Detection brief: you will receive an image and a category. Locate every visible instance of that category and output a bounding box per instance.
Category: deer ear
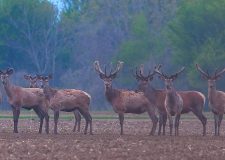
[7,68,14,75]
[24,74,30,80]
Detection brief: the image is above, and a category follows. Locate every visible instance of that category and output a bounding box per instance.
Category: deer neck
[208,86,216,105]
[141,84,157,104]
[3,80,15,98]
[105,86,119,104]
[166,88,177,104]
[43,85,57,101]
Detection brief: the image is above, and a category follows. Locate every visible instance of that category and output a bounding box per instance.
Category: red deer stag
[25,75,82,133]
[38,75,92,135]
[94,61,158,135]
[135,65,207,136]
[154,66,184,136]
[134,64,167,135]
[196,64,225,136]
[0,68,49,133]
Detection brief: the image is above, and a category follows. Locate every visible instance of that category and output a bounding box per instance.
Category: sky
[49,0,64,12]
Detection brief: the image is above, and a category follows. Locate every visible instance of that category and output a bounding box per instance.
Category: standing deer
[0,68,49,133]
[134,65,167,135]
[94,61,158,135]
[25,75,82,133]
[135,65,207,136]
[154,66,184,136]
[38,75,92,135]
[196,64,225,136]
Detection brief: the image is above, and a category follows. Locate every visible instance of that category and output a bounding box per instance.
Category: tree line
[0,0,225,110]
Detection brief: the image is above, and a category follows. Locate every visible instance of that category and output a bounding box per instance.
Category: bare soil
[0,115,225,160]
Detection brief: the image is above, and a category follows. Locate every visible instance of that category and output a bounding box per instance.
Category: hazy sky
[49,0,63,11]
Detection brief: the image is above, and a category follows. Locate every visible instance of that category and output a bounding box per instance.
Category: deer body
[26,75,82,133]
[135,65,206,136]
[208,88,225,114]
[165,88,183,136]
[40,76,92,135]
[154,66,185,136]
[0,69,49,134]
[94,61,158,135]
[196,64,225,136]
[106,88,153,114]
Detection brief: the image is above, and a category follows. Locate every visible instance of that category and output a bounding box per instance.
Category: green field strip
[0,113,216,120]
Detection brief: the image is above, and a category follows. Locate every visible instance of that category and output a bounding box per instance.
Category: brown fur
[136,65,207,136]
[0,69,49,134]
[94,61,158,135]
[40,77,92,135]
[196,64,225,136]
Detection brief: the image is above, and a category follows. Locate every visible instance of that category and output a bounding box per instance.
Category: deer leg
[162,114,167,136]
[118,113,124,135]
[87,112,93,135]
[73,110,81,132]
[33,108,44,134]
[167,113,173,136]
[78,108,92,135]
[44,112,49,134]
[12,106,20,133]
[54,111,59,134]
[192,109,207,136]
[158,114,163,136]
[175,114,181,136]
[147,110,158,136]
[218,114,223,136]
[214,113,219,136]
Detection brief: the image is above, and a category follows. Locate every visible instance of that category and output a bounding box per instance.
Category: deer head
[134,64,161,90]
[196,64,225,89]
[37,74,52,88]
[0,68,14,86]
[154,65,185,91]
[94,61,123,89]
[24,74,38,88]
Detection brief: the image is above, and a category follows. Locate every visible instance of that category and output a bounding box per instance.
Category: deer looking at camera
[38,75,92,135]
[24,75,39,88]
[135,65,207,136]
[154,66,184,136]
[196,64,225,136]
[134,64,167,135]
[0,68,49,134]
[94,61,158,135]
[25,75,82,133]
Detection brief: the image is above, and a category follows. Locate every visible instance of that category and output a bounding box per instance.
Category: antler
[139,64,155,80]
[154,64,166,78]
[133,67,142,79]
[94,61,106,78]
[6,68,14,75]
[170,67,185,80]
[109,61,123,78]
[214,67,225,79]
[195,64,209,79]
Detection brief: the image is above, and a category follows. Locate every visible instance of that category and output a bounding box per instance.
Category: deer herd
[0,61,224,137]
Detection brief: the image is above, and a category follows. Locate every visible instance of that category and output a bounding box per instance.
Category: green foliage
[166,0,225,89]
[116,13,163,66]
